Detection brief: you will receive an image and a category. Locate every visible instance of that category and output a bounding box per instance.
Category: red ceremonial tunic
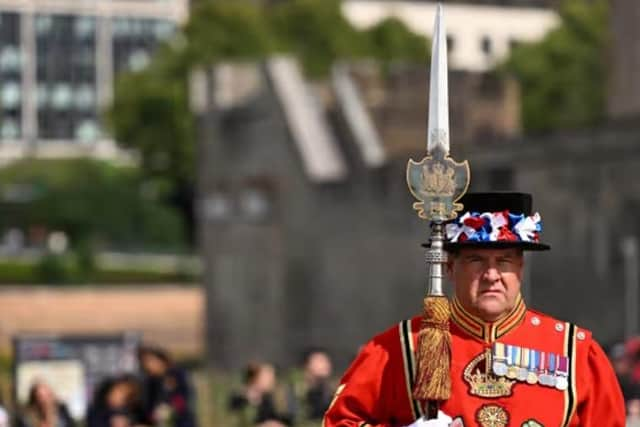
[323,296,625,427]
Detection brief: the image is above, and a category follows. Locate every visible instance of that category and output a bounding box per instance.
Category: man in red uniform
[323,192,625,427]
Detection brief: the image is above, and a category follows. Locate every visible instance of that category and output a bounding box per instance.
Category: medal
[492,343,508,377]
[555,355,569,391]
[517,348,529,381]
[546,353,557,387]
[506,345,518,379]
[538,351,549,385]
[526,349,539,384]
[539,352,556,387]
[555,376,568,390]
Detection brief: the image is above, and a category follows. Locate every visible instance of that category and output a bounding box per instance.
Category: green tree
[0,159,186,251]
[109,1,274,242]
[108,0,428,241]
[269,0,368,77]
[502,0,608,132]
[365,17,429,68]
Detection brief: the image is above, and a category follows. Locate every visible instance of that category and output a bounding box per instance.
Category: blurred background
[0,0,639,425]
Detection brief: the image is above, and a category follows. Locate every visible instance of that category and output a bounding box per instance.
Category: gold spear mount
[406,136,470,223]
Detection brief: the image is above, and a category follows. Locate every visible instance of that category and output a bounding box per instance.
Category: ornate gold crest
[464,349,515,398]
[421,162,456,197]
[406,154,470,221]
[476,404,509,427]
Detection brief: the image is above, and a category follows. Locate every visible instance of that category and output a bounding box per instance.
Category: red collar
[450,294,526,343]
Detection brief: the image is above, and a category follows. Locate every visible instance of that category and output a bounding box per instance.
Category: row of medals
[491,342,569,391]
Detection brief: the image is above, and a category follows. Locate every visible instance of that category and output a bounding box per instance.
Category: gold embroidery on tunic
[476,404,509,427]
[464,349,515,398]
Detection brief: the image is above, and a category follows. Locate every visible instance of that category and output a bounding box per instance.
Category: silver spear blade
[427,4,449,155]
[406,4,469,222]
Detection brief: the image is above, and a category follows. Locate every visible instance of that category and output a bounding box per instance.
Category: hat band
[446,210,542,244]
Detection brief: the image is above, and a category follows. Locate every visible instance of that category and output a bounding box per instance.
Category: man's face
[447,247,524,322]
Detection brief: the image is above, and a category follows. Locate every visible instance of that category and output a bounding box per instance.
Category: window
[239,188,271,222]
[154,21,175,41]
[202,192,232,222]
[35,15,53,35]
[51,83,72,110]
[0,46,20,72]
[0,119,19,139]
[128,50,150,71]
[75,119,99,142]
[37,84,48,109]
[74,16,95,39]
[74,84,95,110]
[481,36,493,56]
[1,81,21,109]
[446,35,455,53]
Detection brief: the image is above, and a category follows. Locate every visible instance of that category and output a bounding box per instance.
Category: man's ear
[445,255,455,281]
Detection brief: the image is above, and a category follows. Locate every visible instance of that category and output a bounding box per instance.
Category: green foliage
[184,1,274,66]
[0,158,186,251]
[269,0,368,77]
[36,254,74,284]
[364,17,429,67]
[110,72,194,184]
[502,0,608,132]
[0,257,198,284]
[108,0,428,222]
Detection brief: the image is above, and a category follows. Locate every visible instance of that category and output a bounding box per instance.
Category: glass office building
[0,0,186,159]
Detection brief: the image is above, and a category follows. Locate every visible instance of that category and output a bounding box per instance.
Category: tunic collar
[450,294,526,343]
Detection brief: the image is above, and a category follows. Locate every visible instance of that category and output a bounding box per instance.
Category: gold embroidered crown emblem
[421,162,456,197]
[464,350,515,398]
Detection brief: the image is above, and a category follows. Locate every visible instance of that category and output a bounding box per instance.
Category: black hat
[423,192,550,251]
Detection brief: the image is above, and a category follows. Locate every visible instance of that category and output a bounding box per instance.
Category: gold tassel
[412,295,451,403]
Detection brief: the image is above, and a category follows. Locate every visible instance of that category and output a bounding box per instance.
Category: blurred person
[625,337,640,385]
[0,390,9,427]
[87,375,146,427]
[228,362,292,427]
[17,380,75,427]
[137,346,196,427]
[323,193,625,426]
[629,397,640,427]
[611,342,638,400]
[289,348,335,424]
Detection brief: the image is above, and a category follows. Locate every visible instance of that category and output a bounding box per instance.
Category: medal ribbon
[493,342,505,360]
[529,349,539,371]
[557,355,569,377]
[520,348,530,369]
[548,353,556,375]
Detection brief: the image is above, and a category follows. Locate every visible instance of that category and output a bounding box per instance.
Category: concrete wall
[608,0,640,120]
[466,125,640,345]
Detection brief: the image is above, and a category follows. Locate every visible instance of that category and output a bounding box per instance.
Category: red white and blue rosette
[443,210,549,251]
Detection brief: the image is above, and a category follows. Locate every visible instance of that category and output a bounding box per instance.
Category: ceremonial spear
[406,4,471,419]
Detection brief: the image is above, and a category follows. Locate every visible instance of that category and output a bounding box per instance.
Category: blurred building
[193,59,521,369]
[0,0,187,163]
[608,0,640,121]
[342,0,559,71]
[196,0,640,371]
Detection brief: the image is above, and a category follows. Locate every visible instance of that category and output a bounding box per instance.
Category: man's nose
[483,267,501,282]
